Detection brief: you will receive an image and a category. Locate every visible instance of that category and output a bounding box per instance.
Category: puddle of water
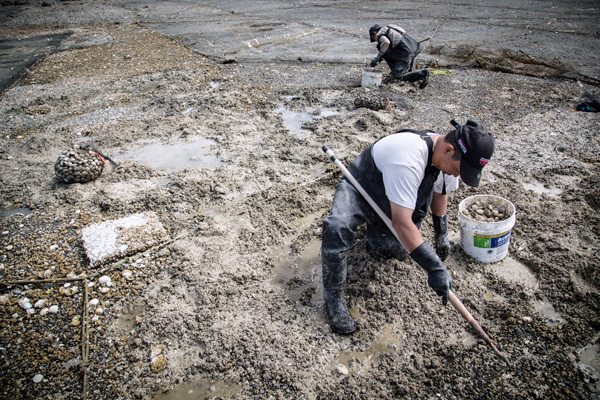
[523,182,562,197]
[486,256,538,294]
[112,137,225,172]
[578,344,600,379]
[271,239,321,302]
[448,331,479,348]
[531,299,567,327]
[273,107,339,137]
[338,322,405,369]
[153,378,240,400]
[0,208,31,218]
[484,291,507,302]
[293,208,328,226]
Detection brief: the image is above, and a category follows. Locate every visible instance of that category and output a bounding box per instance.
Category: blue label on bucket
[473,230,511,249]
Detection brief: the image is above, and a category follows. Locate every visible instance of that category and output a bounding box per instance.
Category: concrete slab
[81,212,169,267]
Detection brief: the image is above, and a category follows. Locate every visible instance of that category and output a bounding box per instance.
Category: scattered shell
[336,364,349,375]
[95,307,103,314]
[150,355,166,373]
[32,374,43,383]
[34,299,46,308]
[39,308,49,316]
[11,313,18,318]
[20,298,32,310]
[48,305,59,313]
[26,308,35,315]
[88,299,100,306]
[99,276,111,284]
[99,287,110,293]
[122,270,133,279]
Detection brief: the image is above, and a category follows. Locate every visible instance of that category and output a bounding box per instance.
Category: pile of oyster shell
[462,199,511,223]
[54,146,104,183]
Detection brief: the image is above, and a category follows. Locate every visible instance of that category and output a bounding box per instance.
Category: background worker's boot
[401,70,429,89]
[322,253,356,334]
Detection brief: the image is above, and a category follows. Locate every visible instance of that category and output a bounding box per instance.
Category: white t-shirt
[372,131,460,210]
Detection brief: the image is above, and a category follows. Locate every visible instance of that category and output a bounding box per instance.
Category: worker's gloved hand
[410,242,452,305]
[432,214,450,261]
[370,58,379,67]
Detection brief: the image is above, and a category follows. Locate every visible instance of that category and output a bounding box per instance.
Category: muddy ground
[1,2,600,400]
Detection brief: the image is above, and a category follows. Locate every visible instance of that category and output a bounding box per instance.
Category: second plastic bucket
[361,69,383,87]
[458,195,516,263]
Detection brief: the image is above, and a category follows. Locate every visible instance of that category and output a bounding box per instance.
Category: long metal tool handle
[322,145,509,363]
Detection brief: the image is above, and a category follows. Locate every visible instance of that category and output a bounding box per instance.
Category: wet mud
[0,2,599,400]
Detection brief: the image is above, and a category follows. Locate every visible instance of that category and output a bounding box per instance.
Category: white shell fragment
[48,305,59,313]
[99,276,111,284]
[34,299,46,308]
[336,364,349,375]
[88,299,100,306]
[33,374,43,383]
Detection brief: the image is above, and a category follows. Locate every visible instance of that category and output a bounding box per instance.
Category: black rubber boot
[401,70,429,89]
[419,70,429,89]
[322,252,356,335]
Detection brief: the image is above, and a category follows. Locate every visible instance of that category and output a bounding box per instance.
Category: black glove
[432,214,450,261]
[410,242,452,305]
[370,58,379,67]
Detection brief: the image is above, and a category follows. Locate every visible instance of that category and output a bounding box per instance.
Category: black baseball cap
[369,24,381,42]
[451,119,494,187]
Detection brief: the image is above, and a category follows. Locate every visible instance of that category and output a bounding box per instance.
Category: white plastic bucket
[361,69,383,87]
[458,195,516,263]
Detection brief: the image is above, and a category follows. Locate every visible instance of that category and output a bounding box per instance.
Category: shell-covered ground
[1,6,599,400]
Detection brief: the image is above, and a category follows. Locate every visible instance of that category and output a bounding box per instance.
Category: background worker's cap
[369,24,381,42]
[451,119,495,187]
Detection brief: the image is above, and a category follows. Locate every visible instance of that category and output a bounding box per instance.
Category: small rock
[33,374,43,383]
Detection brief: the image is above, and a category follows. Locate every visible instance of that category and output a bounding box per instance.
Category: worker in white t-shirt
[321,120,495,334]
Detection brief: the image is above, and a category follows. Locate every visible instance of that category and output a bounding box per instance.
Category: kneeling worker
[369,24,430,89]
[321,120,495,334]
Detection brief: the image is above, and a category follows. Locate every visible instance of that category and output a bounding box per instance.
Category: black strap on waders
[398,129,445,194]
